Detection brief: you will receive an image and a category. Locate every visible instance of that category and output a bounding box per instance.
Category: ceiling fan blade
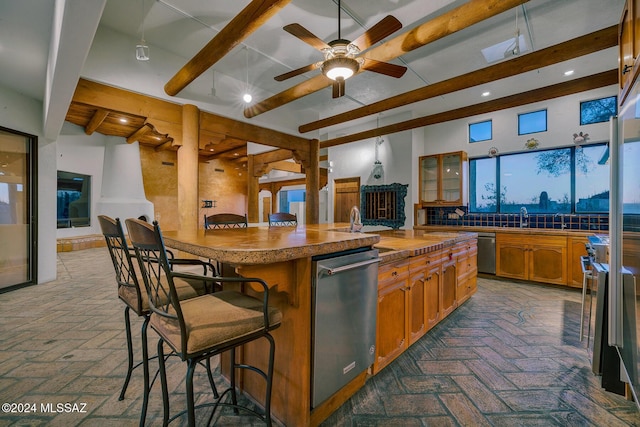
[332,77,346,98]
[351,15,402,51]
[274,63,319,81]
[362,59,407,78]
[283,23,331,51]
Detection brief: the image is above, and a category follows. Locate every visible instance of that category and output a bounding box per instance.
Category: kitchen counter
[163,225,380,265]
[162,225,475,426]
[415,225,596,238]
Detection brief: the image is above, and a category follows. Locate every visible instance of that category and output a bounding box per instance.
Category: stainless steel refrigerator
[608,88,640,408]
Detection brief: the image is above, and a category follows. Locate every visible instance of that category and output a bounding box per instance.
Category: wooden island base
[164,226,477,426]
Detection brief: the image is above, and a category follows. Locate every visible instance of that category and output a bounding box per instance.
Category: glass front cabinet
[419,151,468,206]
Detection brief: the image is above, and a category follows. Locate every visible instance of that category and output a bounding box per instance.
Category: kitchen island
[162,226,477,426]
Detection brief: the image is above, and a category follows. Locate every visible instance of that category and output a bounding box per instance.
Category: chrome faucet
[519,207,528,228]
[349,206,363,232]
[554,212,566,229]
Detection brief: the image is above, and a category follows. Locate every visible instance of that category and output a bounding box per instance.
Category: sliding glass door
[0,126,36,291]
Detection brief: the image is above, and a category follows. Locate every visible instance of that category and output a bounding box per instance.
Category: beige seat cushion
[150,291,282,356]
[118,266,208,315]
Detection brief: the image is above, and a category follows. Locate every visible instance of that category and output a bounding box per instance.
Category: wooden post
[179,104,199,231]
[305,139,320,224]
[247,154,260,223]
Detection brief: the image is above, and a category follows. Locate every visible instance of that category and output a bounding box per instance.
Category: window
[469,157,497,212]
[501,148,570,213]
[518,109,547,135]
[469,120,492,142]
[575,145,610,212]
[580,96,617,125]
[469,143,611,214]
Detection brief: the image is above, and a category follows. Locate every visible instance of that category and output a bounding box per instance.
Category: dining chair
[268,212,297,227]
[204,213,248,229]
[98,215,215,427]
[125,218,282,427]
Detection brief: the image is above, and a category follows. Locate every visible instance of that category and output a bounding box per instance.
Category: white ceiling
[0,0,626,139]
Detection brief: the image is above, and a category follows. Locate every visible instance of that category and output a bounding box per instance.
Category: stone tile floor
[0,247,639,426]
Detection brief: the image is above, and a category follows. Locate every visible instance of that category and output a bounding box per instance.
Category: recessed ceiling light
[564,70,575,76]
[242,93,252,103]
[482,91,491,97]
[119,118,128,123]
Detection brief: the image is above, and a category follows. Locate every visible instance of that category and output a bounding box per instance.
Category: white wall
[0,84,56,283]
[56,122,107,237]
[327,111,414,227]
[423,85,617,158]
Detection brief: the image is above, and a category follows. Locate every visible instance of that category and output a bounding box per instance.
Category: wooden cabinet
[374,259,409,374]
[408,251,443,342]
[441,258,457,317]
[619,0,640,104]
[567,236,588,288]
[418,151,468,206]
[496,233,567,285]
[456,240,478,304]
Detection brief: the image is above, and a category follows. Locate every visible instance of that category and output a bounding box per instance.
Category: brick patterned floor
[0,247,639,426]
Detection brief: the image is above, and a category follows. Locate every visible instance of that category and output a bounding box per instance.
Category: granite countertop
[163,224,478,266]
[163,226,380,265]
[415,225,596,237]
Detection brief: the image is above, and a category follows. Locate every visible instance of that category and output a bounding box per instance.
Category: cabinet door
[568,236,588,288]
[441,153,462,203]
[408,271,427,345]
[375,279,408,373]
[496,241,528,280]
[419,155,439,203]
[425,266,441,330]
[529,244,567,285]
[441,260,457,317]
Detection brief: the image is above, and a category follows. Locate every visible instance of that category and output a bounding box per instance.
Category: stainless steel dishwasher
[477,232,496,274]
[311,248,380,408]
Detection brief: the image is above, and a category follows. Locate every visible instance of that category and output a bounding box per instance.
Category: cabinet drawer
[409,251,442,272]
[378,259,409,289]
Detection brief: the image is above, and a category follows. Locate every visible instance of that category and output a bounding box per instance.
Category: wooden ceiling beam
[267,160,302,174]
[85,108,109,135]
[164,0,291,96]
[321,69,618,148]
[199,111,311,153]
[155,139,176,152]
[243,0,529,118]
[301,25,618,133]
[126,123,153,143]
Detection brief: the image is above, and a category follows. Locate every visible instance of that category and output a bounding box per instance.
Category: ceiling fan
[274,0,407,98]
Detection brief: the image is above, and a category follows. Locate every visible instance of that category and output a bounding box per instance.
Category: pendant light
[136,0,150,61]
[371,115,385,181]
[242,47,252,103]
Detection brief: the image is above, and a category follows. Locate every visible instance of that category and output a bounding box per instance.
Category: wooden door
[262,196,271,223]
[334,177,360,223]
[529,244,567,285]
[375,278,408,373]
[568,236,588,288]
[441,259,457,317]
[408,271,427,344]
[425,266,441,330]
[496,242,528,280]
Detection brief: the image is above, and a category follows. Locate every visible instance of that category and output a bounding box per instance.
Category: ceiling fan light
[322,57,359,81]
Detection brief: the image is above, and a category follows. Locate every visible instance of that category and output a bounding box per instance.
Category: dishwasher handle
[321,258,381,276]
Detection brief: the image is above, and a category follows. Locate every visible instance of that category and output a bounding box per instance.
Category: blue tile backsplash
[422,206,640,232]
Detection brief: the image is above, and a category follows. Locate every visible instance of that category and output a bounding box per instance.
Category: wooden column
[178,104,199,231]
[305,139,320,224]
[247,154,260,223]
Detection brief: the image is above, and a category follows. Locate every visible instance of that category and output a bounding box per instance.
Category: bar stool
[580,255,593,341]
[126,218,282,426]
[98,215,215,427]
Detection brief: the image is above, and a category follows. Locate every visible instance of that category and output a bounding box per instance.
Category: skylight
[481,35,529,63]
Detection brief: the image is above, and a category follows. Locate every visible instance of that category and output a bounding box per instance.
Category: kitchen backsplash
[424,206,640,232]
